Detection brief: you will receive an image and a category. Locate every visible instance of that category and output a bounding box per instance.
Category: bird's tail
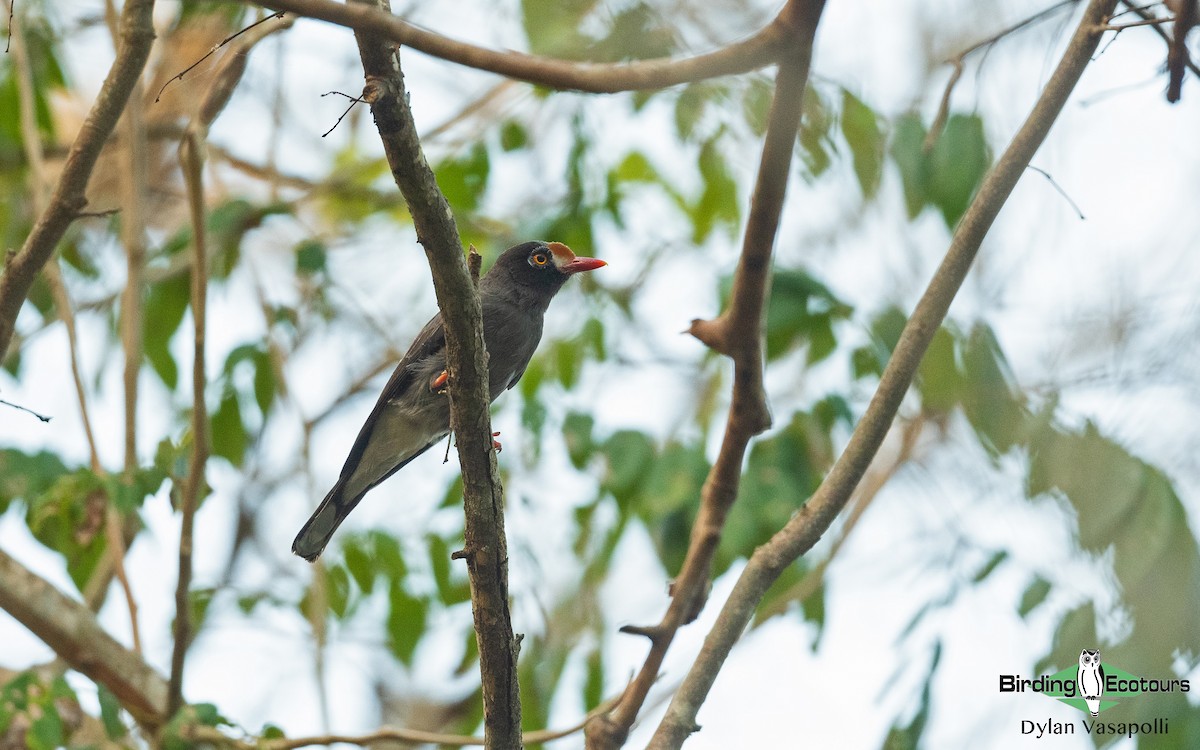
[292,477,362,562]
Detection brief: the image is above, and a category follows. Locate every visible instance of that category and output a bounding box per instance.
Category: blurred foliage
[0,2,1195,749]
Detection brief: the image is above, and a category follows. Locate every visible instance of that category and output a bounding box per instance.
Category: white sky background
[1,0,1199,748]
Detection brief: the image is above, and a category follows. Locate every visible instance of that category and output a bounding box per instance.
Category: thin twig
[1026,165,1086,219]
[1098,15,1173,29]
[4,0,14,54]
[320,91,364,137]
[1121,0,1200,79]
[925,0,1076,151]
[155,11,285,102]
[0,397,50,422]
[168,125,211,717]
[647,3,1119,746]
[587,2,826,748]
[251,0,794,93]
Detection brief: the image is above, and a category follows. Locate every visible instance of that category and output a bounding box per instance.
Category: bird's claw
[492,431,502,452]
[430,370,448,393]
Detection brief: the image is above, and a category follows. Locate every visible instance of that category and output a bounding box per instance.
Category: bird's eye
[530,253,549,267]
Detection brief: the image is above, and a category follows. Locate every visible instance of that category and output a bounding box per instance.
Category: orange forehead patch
[547,242,575,264]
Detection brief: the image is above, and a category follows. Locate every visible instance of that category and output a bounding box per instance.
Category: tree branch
[647,2,1119,746]
[0,548,168,726]
[0,0,156,359]
[247,0,794,93]
[167,126,211,718]
[585,2,826,748]
[347,0,520,745]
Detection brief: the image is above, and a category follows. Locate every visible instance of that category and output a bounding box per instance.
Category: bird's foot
[492,431,502,452]
[430,370,448,393]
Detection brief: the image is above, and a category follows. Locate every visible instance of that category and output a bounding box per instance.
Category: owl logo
[1077,649,1105,717]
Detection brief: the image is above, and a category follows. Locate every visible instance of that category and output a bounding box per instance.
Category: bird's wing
[335,312,447,481]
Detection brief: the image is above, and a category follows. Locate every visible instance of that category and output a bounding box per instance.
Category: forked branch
[648,1,1119,746]
[586,1,827,747]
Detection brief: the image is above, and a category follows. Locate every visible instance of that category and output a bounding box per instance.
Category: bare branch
[0,548,169,726]
[155,11,287,103]
[247,0,793,93]
[0,396,51,422]
[1168,0,1196,101]
[647,2,1119,746]
[347,0,520,745]
[168,126,211,717]
[586,3,827,748]
[0,0,156,359]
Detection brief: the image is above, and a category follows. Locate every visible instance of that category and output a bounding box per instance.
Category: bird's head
[485,241,606,301]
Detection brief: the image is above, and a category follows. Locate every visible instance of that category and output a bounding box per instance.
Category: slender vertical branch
[586,3,826,748]
[167,127,210,717]
[348,0,520,745]
[0,0,156,359]
[647,2,1118,746]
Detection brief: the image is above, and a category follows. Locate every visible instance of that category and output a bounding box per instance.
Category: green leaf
[435,143,490,213]
[615,151,661,184]
[889,112,928,218]
[0,449,70,514]
[970,550,1007,583]
[563,412,595,469]
[797,86,833,179]
[916,326,963,413]
[742,77,773,136]
[500,121,529,151]
[343,537,376,594]
[1018,577,1051,617]
[144,273,191,390]
[210,390,248,467]
[674,83,719,141]
[27,707,63,750]
[386,581,427,666]
[692,137,739,243]
[295,239,326,275]
[926,114,990,228]
[961,323,1027,456]
[521,0,595,58]
[252,347,276,416]
[763,269,852,362]
[600,431,655,508]
[839,89,884,198]
[326,564,350,619]
[584,647,604,707]
[429,535,471,605]
[98,685,126,740]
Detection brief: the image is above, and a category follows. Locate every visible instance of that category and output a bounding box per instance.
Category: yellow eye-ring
[531,253,549,266]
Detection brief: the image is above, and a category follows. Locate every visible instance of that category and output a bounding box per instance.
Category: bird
[292,241,606,561]
[1076,648,1105,717]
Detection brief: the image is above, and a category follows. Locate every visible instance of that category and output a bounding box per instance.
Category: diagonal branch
[0,0,157,359]
[247,0,794,93]
[0,548,169,726]
[647,1,1119,746]
[347,0,520,746]
[585,2,826,748]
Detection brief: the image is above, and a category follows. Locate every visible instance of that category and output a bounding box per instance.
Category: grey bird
[292,241,606,561]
